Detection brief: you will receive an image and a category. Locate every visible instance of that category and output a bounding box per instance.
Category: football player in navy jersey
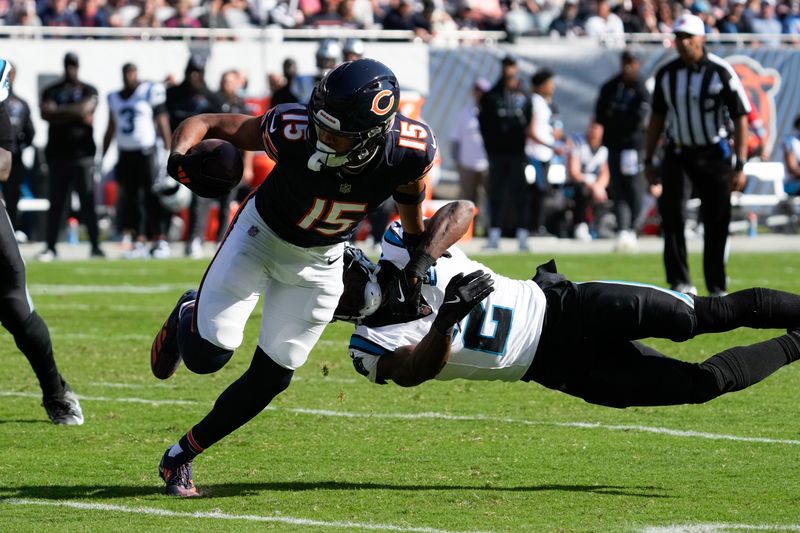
[337,201,800,411]
[151,59,438,496]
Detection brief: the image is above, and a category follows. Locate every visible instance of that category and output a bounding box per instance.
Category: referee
[644,13,749,297]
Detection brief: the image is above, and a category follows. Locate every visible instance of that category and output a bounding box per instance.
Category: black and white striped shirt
[652,52,750,148]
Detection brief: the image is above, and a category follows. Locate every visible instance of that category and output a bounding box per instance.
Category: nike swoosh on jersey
[396,284,405,303]
[327,255,342,265]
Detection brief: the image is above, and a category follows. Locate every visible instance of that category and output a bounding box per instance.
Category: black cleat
[43,381,84,426]
[158,448,200,497]
[151,290,197,379]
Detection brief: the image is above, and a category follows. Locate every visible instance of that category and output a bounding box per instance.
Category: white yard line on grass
[54,333,152,341]
[273,407,800,446]
[0,391,197,406]
[37,303,165,312]
[0,498,491,533]
[2,389,798,445]
[643,523,800,532]
[29,284,189,295]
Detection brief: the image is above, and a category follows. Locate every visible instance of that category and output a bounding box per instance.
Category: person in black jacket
[39,52,103,261]
[595,49,650,250]
[478,55,532,250]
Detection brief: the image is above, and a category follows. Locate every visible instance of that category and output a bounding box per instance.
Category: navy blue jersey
[255,103,436,248]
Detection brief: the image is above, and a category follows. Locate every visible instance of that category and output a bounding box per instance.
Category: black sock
[13,312,64,398]
[700,331,800,396]
[191,347,293,450]
[694,288,800,334]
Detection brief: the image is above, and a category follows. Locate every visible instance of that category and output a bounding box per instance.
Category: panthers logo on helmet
[727,55,781,157]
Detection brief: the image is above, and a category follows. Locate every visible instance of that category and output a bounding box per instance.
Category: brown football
[187,139,244,196]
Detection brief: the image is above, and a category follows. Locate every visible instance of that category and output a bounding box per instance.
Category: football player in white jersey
[102,63,172,258]
[339,201,800,409]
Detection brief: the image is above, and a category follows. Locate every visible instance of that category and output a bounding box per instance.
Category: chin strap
[308,140,350,171]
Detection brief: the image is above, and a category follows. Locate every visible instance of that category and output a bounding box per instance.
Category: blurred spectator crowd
[1,0,798,40]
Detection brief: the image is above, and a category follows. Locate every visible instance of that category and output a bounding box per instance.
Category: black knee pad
[178,311,234,374]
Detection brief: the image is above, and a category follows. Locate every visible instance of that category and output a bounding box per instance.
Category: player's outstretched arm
[170,113,263,155]
[378,270,494,387]
[384,200,475,322]
[416,199,475,261]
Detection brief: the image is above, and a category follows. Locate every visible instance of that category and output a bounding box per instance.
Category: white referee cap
[672,13,706,36]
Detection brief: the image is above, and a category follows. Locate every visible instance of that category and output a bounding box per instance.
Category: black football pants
[0,201,63,398]
[524,280,800,408]
[45,156,100,251]
[607,148,644,232]
[116,148,166,240]
[659,146,733,293]
[488,154,530,230]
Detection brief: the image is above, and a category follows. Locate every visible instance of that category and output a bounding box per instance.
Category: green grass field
[1,252,799,532]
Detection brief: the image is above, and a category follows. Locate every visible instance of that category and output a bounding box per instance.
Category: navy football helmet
[307,58,400,172]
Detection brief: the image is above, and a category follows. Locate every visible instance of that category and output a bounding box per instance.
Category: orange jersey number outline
[397,121,428,152]
[297,198,368,236]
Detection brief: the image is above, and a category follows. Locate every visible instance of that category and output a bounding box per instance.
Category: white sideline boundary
[0,498,490,533]
[2,389,799,446]
[643,523,800,532]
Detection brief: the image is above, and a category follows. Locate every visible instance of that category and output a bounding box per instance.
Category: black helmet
[307,58,400,172]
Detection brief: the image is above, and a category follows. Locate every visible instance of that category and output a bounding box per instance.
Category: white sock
[167,443,184,457]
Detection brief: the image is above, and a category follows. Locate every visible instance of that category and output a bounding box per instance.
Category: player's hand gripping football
[433,270,495,335]
[167,140,242,198]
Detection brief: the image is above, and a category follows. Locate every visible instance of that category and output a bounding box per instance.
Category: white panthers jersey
[349,222,547,384]
[108,81,166,151]
[785,133,800,179]
[570,134,608,185]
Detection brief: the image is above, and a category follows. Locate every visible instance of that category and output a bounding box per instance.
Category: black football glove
[384,247,440,321]
[384,269,431,322]
[167,151,233,198]
[433,270,495,335]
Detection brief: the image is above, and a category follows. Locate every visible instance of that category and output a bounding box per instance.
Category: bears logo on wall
[726,55,781,158]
